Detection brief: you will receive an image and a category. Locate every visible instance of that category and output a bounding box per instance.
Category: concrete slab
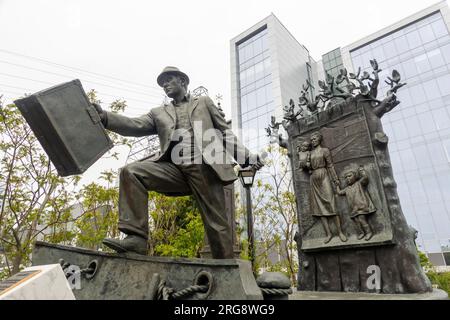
[0,264,75,300]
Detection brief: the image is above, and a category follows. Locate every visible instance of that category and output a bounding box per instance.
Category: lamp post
[238,167,256,275]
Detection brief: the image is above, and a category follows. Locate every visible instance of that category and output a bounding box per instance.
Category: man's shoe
[102,235,148,255]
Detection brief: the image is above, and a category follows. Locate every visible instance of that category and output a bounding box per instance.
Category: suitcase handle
[86,105,101,124]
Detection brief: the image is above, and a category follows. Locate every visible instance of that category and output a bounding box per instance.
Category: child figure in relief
[336,165,376,241]
[296,141,311,172]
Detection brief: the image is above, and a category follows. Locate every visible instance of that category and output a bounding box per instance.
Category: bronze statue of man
[93,66,263,259]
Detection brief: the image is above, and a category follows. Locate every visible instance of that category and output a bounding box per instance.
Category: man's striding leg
[103,160,191,254]
[181,164,234,259]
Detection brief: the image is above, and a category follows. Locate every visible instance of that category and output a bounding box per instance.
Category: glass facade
[323,48,344,77]
[350,12,450,255]
[237,27,274,153]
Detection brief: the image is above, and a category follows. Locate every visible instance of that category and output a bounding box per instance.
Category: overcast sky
[0,0,446,185]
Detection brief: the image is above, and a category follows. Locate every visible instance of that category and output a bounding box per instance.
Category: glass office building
[230,14,317,251]
[230,14,318,154]
[338,2,450,266]
[232,2,450,265]
[236,27,274,152]
[322,48,345,78]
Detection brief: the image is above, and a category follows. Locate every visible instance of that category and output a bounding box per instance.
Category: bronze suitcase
[14,79,113,176]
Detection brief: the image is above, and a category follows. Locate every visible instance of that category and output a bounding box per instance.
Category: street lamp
[238,166,256,275]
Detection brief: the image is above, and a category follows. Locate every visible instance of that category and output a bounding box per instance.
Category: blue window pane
[238,47,245,64]
[264,84,272,103]
[431,19,449,38]
[256,87,265,107]
[396,89,413,107]
[443,139,450,162]
[417,215,436,235]
[241,94,248,114]
[244,44,253,63]
[253,37,263,56]
[435,214,450,239]
[394,36,410,54]
[247,91,256,110]
[406,30,422,49]
[392,119,409,141]
[429,97,445,110]
[413,144,432,168]
[437,73,450,96]
[248,117,257,129]
[418,24,436,44]
[255,77,265,89]
[246,65,255,84]
[261,34,268,51]
[426,13,440,23]
[400,58,418,79]
[263,58,271,75]
[418,112,437,134]
[405,115,423,137]
[415,53,431,73]
[408,174,426,199]
[247,108,257,121]
[424,177,443,203]
[240,69,247,87]
[360,51,373,67]
[351,54,363,70]
[255,61,265,81]
[389,151,402,173]
[427,141,448,166]
[431,108,450,130]
[409,83,427,105]
[422,78,441,101]
[427,48,445,69]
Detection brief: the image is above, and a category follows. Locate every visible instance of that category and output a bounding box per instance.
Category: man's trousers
[117,160,234,259]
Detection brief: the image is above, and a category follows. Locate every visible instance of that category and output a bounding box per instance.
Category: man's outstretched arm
[93,103,156,137]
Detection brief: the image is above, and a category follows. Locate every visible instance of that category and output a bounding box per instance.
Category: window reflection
[350,12,450,256]
[406,31,422,49]
[437,74,450,96]
[237,28,274,154]
[427,48,445,69]
[418,24,436,44]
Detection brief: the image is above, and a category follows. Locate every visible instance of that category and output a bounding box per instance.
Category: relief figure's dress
[310,146,337,217]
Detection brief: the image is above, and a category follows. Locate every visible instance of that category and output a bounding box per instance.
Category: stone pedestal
[32,241,262,300]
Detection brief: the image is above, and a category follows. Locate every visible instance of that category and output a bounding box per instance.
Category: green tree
[148,192,204,258]
[236,145,298,284]
[0,90,130,278]
[72,171,120,250]
[418,249,450,295]
[0,99,78,275]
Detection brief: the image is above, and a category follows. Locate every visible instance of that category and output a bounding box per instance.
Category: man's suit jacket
[104,95,251,184]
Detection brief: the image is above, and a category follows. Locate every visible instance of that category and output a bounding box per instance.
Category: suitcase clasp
[86,106,101,125]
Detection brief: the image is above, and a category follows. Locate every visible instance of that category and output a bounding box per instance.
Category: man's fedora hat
[157,66,190,87]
